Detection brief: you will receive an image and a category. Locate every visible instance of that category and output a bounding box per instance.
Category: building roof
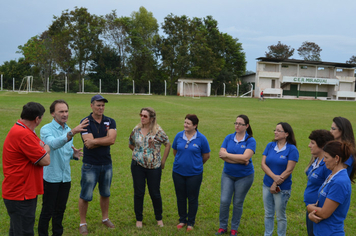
[256,57,356,68]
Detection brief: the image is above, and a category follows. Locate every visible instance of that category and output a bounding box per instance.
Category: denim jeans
[263,184,291,236]
[38,180,71,236]
[80,163,113,201]
[131,160,162,221]
[172,171,203,227]
[219,172,254,231]
[4,197,37,236]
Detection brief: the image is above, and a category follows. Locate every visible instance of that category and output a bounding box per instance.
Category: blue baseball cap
[91,94,108,103]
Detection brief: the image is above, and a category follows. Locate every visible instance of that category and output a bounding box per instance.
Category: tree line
[0,6,247,95]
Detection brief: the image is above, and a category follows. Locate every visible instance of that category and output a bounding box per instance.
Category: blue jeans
[131,160,162,221]
[219,172,254,231]
[172,171,203,227]
[80,163,113,201]
[263,184,291,236]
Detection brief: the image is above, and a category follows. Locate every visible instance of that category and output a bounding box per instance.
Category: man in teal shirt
[38,100,88,236]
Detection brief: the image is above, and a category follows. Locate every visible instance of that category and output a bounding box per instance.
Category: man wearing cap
[78,95,117,235]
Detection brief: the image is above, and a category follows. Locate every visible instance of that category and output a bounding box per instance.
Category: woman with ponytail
[307,140,356,236]
[215,115,256,236]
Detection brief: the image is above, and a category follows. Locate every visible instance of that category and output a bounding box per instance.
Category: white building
[248,57,356,100]
[177,78,213,97]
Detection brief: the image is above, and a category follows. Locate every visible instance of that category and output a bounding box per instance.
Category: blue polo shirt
[40,119,74,183]
[263,142,299,190]
[345,155,354,176]
[172,130,210,176]
[81,113,116,165]
[313,169,351,236]
[221,132,256,177]
[304,158,331,206]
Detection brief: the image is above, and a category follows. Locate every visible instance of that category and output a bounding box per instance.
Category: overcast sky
[1,0,356,72]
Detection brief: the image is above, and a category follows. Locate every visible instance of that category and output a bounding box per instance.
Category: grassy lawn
[0,91,355,235]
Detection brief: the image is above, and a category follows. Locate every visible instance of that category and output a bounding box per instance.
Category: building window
[318,67,324,70]
[271,80,275,88]
[282,64,289,68]
[301,65,307,69]
[336,68,343,72]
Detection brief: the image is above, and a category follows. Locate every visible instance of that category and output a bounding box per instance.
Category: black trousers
[38,180,71,236]
[4,197,37,236]
[131,160,162,221]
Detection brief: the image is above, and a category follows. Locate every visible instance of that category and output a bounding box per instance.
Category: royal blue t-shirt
[345,155,354,176]
[81,113,116,165]
[313,169,351,236]
[262,142,299,190]
[221,132,256,178]
[304,158,331,206]
[172,130,210,176]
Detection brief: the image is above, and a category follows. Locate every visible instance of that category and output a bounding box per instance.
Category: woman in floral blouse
[129,107,171,228]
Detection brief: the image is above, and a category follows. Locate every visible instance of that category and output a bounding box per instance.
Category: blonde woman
[129,107,171,228]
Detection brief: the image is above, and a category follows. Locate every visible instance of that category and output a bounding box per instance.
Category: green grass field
[0,91,355,235]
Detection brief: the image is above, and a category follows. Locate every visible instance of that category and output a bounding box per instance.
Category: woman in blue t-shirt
[330,117,355,176]
[172,114,210,232]
[261,122,299,236]
[307,140,356,236]
[215,115,256,236]
[303,130,334,236]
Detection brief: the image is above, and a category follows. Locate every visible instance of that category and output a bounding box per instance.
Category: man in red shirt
[2,102,51,236]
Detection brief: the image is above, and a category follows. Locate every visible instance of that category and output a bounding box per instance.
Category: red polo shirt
[2,120,47,200]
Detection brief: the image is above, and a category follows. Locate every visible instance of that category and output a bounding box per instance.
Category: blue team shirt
[81,113,116,165]
[313,169,351,236]
[221,132,256,177]
[262,142,299,190]
[172,130,210,176]
[345,155,354,176]
[304,158,331,206]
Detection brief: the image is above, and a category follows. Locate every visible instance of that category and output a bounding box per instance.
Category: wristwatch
[68,131,74,137]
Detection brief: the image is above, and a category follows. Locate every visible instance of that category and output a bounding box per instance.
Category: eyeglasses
[274,130,285,133]
[234,122,246,126]
[140,114,149,118]
[185,140,191,149]
[330,127,338,130]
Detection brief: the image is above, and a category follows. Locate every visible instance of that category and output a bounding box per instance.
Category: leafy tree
[0,58,32,90]
[103,11,131,80]
[161,14,192,94]
[48,7,105,91]
[297,41,322,61]
[213,33,246,95]
[127,6,159,93]
[265,41,294,59]
[89,45,121,93]
[17,31,58,89]
[346,55,356,64]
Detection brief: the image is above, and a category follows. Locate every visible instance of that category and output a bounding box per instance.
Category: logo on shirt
[240,145,246,148]
[279,155,286,159]
[104,122,110,131]
[320,189,327,197]
[193,144,199,148]
[311,173,319,179]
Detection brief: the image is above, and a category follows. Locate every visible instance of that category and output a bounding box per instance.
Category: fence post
[223,83,226,96]
[99,79,101,93]
[149,80,151,95]
[82,78,84,93]
[133,80,135,94]
[164,80,167,96]
[13,78,15,92]
[65,76,67,93]
[117,79,119,94]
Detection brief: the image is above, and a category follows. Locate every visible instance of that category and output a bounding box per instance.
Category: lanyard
[307,158,322,178]
[317,168,346,202]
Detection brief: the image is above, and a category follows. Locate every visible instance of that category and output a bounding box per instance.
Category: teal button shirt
[40,119,74,183]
